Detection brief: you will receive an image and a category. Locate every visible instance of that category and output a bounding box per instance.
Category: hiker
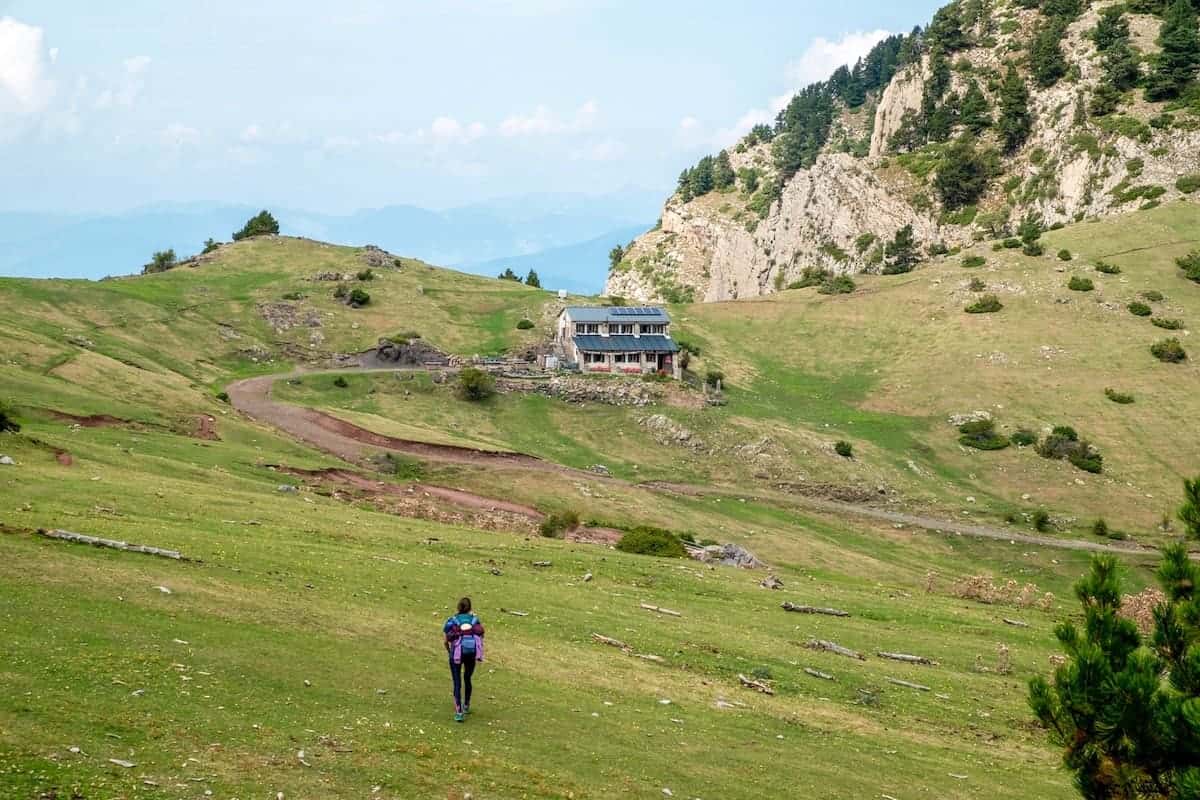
[443,596,485,722]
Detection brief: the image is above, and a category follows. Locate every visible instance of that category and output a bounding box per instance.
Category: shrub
[1151,337,1188,363]
[616,526,686,558]
[281,291,305,301]
[958,418,1010,450]
[347,288,371,307]
[333,283,348,299]
[705,369,725,388]
[1128,301,1153,317]
[540,509,581,538]
[834,440,853,458]
[962,255,987,268]
[1177,174,1200,194]
[456,367,497,401]
[143,249,177,274]
[790,266,831,289]
[0,399,20,433]
[1177,251,1200,282]
[1038,425,1103,473]
[1033,510,1052,532]
[333,376,349,388]
[818,275,856,295]
[1023,242,1045,257]
[1011,428,1038,447]
[516,318,535,330]
[1067,276,1094,292]
[385,453,425,481]
[215,391,230,404]
[1141,290,1165,302]
[965,294,1004,313]
[1091,518,1109,538]
[674,339,701,357]
[1002,238,1022,249]
[202,238,220,254]
[968,276,987,292]
[1105,388,1135,404]
[232,210,280,241]
[1094,261,1121,274]
[1057,249,1073,261]
[356,269,375,281]
[1152,317,1185,330]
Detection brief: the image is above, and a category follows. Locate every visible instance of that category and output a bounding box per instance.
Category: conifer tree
[1146,0,1200,101]
[712,151,736,191]
[883,225,921,274]
[960,80,993,134]
[1030,19,1069,87]
[524,269,541,288]
[998,65,1033,153]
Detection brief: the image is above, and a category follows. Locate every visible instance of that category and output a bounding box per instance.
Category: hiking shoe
[463,705,471,715]
[454,711,464,722]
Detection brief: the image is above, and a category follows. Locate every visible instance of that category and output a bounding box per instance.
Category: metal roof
[572,334,679,353]
[562,306,670,323]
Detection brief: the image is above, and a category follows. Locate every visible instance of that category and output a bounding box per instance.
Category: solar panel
[611,307,661,316]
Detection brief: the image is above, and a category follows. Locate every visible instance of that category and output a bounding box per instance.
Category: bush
[202,238,220,254]
[1091,518,1109,538]
[958,418,1010,450]
[705,369,724,388]
[616,526,686,558]
[834,440,853,458]
[143,249,177,274]
[215,391,230,404]
[1151,337,1188,363]
[1057,249,1073,261]
[1023,242,1045,257]
[1067,276,1094,292]
[456,367,497,401]
[516,318,535,330]
[1105,388,1135,404]
[1141,290,1164,302]
[539,509,580,538]
[965,294,1004,313]
[347,288,371,307]
[1038,425,1103,473]
[356,269,375,281]
[389,331,421,343]
[0,399,20,433]
[1002,238,1022,249]
[1033,509,1052,532]
[333,283,348,299]
[1128,301,1153,317]
[1094,261,1121,275]
[818,275,856,295]
[1152,317,1185,330]
[790,266,831,289]
[962,255,987,268]
[1177,251,1200,282]
[1011,428,1038,446]
[1177,175,1200,194]
[385,453,425,481]
[333,376,349,388]
[232,210,280,241]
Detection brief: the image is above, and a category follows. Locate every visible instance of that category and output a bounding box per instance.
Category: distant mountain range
[0,189,661,293]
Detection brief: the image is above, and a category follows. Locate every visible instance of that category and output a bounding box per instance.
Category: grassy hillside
[0,209,1196,797]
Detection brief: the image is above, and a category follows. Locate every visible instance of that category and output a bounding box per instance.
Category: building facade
[555,306,680,376]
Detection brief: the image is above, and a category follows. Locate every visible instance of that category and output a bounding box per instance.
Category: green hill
[2,203,1198,797]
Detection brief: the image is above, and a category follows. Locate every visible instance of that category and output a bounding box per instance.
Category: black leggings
[450,653,476,710]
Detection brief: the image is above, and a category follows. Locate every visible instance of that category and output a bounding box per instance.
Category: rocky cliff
[607,0,1200,303]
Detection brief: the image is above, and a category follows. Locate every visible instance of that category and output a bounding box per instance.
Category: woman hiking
[443,597,484,722]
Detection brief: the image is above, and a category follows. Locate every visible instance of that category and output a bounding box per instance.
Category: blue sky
[0,1,941,213]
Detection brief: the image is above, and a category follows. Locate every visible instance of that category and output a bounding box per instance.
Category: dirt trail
[229,369,1158,558]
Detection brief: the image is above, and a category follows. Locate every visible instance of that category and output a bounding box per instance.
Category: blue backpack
[453,613,478,653]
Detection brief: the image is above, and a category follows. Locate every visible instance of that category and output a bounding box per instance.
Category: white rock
[0,455,14,465]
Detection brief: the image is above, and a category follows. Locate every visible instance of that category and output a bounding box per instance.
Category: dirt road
[228,368,1161,558]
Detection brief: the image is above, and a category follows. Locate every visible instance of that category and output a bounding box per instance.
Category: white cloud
[499,99,597,137]
[679,116,699,131]
[784,30,892,87]
[430,115,486,142]
[713,30,892,149]
[570,138,626,162]
[123,55,151,74]
[49,47,59,64]
[0,17,55,113]
[322,135,359,152]
[160,122,200,148]
[240,123,262,142]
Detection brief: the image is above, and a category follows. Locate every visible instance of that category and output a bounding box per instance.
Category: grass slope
[0,207,1195,797]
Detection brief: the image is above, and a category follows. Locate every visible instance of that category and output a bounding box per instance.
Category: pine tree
[1030,477,1200,798]
[676,169,694,202]
[608,245,625,270]
[928,4,968,52]
[524,269,541,288]
[883,225,921,274]
[1146,0,1200,101]
[232,210,279,241]
[960,80,993,134]
[688,156,715,197]
[1182,475,1200,537]
[1092,6,1129,52]
[935,138,993,209]
[712,150,736,191]
[998,65,1033,153]
[844,62,867,108]
[1030,19,1069,87]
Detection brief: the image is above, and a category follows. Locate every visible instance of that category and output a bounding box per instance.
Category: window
[576,323,600,335]
[640,324,665,335]
[583,352,606,364]
[614,323,634,335]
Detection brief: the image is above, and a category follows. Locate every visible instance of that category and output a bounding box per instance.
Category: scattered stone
[108,758,136,768]
[582,572,594,582]
[782,602,850,617]
[0,455,14,466]
[277,484,299,493]
[803,667,835,681]
[692,543,761,569]
[948,410,992,427]
[155,586,172,594]
[588,464,612,476]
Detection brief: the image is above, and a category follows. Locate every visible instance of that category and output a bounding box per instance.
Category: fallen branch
[592,633,629,651]
[1002,618,1029,628]
[500,608,529,617]
[877,651,939,666]
[803,667,835,681]
[805,639,866,661]
[738,674,775,695]
[38,529,185,560]
[887,677,931,692]
[532,561,552,567]
[640,602,682,617]
[636,653,665,663]
[782,602,850,617]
